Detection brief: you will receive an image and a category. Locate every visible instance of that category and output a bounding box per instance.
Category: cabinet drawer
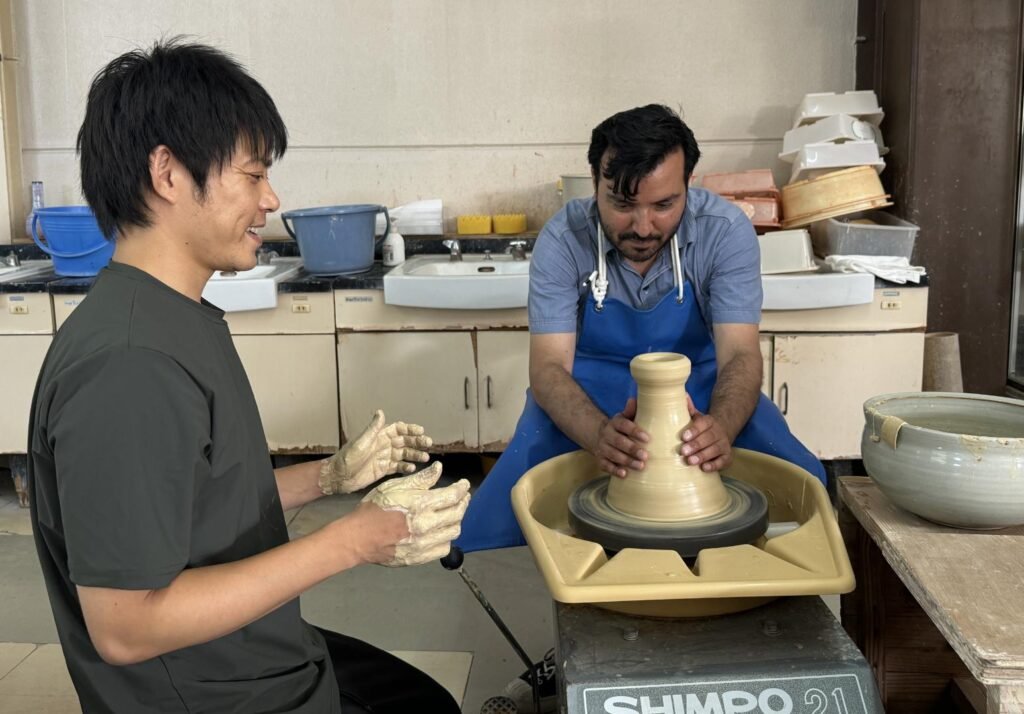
[0,293,54,334]
[224,292,334,334]
[335,290,527,331]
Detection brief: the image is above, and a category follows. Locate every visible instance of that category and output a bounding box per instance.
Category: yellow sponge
[493,213,527,234]
[457,215,492,234]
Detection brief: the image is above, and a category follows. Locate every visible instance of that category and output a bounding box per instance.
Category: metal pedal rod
[442,546,542,714]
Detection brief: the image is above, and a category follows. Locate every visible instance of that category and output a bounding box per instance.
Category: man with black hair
[455,105,825,712]
[29,40,465,713]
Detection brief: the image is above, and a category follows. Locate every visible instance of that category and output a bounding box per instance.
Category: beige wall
[12,0,856,237]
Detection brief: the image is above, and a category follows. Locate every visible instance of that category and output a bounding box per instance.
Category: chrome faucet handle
[483,249,493,261]
[4,252,20,267]
[256,249,279,265]
[442,239,463,261]
[506,239,528,261]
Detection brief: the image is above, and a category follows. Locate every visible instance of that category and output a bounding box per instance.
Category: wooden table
[839,477,1024,713]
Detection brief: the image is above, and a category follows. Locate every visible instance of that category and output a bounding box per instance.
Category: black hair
[587,104,700,200]
[77,37,288,239]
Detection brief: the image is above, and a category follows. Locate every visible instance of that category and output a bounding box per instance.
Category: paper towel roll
[922,332,963,392]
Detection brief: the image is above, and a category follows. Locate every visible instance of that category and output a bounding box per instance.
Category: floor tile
[0,643,36,680]
[0,694,81,713]
[0,501,33,536]
[390,650,473,706]
[0,644,75,697]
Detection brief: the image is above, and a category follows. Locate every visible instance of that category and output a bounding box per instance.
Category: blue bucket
[32,206,115,277]
[281,204,390,275]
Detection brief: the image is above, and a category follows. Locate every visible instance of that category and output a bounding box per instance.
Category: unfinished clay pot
[606,352,730,521]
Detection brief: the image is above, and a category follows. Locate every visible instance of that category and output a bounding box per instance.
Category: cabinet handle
[486,376,493,408]
[464,377,470,410]
[778,382,789,416]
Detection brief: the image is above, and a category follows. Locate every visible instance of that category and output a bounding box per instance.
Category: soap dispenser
[382,223,405,267]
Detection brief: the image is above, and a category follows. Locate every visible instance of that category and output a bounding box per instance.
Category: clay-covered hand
[594,397,650,479]
[680,394,732,472]
[319,410,433,495]
[361,461,471,567]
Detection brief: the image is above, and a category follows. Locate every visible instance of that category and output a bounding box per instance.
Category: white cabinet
[477,331,530,449]
[770,332,925,460]
[227,292,339,454]
[337,329,530,451]
[234,334,339,453]
[0,292,54,454]
[338,331,479,448]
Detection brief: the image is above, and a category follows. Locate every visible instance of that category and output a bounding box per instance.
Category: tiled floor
[0,466,842,713]
[0,465,555,713]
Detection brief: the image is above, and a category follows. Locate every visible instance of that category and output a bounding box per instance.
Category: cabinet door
[759,335,773,399]
[0,336,51,452]
[338,331,478,449]
[772,333,924,460]
[477,330,530,449]
[234,335,339,453]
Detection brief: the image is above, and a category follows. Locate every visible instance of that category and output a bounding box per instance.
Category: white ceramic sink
[761,271,874,310]
[202,257,302,312]
[384,254,530,309]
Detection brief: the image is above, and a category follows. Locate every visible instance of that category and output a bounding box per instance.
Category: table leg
[9,455,28,508]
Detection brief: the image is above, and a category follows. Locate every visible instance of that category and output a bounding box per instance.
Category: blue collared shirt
[528,189,762,336]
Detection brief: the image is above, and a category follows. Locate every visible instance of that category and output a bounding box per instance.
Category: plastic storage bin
[759,229,816,274]
[809,210,919,259]
[699,169,779,198]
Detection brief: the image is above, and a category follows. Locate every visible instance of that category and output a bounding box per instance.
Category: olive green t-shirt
[29,262,339,713]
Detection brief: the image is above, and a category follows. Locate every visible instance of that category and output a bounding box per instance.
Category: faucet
[256,249,279,265]
[442,239,463,262]
[507,240,528,261]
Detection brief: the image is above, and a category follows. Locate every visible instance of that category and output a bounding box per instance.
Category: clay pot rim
[864,391,1024,446]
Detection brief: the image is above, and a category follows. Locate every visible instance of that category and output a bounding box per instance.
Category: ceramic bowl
[862,392,1024,529]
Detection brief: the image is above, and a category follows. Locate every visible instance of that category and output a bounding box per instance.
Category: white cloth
[824,254,926,284]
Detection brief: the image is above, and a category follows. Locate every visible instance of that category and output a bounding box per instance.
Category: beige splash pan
[511,448,854,617]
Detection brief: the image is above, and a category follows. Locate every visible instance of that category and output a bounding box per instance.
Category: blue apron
[455,278,826,553]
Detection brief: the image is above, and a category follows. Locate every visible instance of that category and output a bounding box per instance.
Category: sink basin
[761,271,874,310]
[0,260,53,283]
[201,257,302,312]
[384,254,530,309]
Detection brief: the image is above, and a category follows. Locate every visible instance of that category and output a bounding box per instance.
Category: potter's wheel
[568,475,768,557]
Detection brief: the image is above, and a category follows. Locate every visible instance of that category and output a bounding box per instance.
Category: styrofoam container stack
[374,199,444,235]
[781,91,888,187]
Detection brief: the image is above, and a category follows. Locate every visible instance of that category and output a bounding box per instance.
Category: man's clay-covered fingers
[599,457,628,479]
[603,427,648,463]
[397,539,458,567]
[391,433,433,451]
[609,413,649,443]
[410,522,462,548]
[407,479,470,513]
[385,459,418,474]
[406,461,444,489]
[407,494,471,535]
[698,450,733,473]
[384,421,427,438]
[391,446,431,463]
[681,414,713,442]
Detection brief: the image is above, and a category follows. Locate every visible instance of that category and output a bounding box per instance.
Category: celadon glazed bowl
[862,392,1024,529]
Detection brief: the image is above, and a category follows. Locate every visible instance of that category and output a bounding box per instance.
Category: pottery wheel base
[567,476,768,558]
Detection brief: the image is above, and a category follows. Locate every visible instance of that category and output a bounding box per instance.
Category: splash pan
[511,448,854,617]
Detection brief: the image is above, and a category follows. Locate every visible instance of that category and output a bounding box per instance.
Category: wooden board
[840,477,1024,687]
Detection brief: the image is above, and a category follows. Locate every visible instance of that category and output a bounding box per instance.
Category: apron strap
[590,218,686,308]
